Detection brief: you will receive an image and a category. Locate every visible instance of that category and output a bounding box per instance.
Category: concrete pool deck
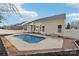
[5,35,63,51]
[1,34,78,55]
[0,29,79,55]
[0,29,78,55]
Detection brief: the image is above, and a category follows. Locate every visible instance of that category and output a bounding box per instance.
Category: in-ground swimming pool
[15,34,45,43]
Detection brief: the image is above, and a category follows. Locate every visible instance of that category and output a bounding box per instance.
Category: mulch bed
[28,50,79,56]
[0,37,8,56]
[75,40,79,45]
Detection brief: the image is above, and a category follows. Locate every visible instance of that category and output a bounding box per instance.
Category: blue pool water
[15,34,45,43]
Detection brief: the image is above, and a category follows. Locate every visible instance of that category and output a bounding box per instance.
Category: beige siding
[26,14,65,35]
[33,18,64,35]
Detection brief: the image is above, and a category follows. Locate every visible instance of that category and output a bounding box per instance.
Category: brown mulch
[0,37,8,56]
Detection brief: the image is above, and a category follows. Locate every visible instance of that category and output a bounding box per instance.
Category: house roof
[33,13,65,22]
[24,13,66,25]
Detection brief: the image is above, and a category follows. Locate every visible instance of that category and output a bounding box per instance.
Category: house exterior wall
[26,24,32,32]
[26,14,65,35]
[33,18,64,35]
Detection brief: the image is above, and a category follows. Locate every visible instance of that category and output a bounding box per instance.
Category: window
[58,25,62,33]
[31,25,33,31]
[34,25,35,31]
[40,25,41,31]
[42,26,45,32]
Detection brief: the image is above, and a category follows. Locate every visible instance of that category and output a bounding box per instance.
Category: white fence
[62,29,79,40]
[0,29,27,35]
[0,29,79,40]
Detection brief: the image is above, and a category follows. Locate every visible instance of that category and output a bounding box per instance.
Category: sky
[1,3,79,26]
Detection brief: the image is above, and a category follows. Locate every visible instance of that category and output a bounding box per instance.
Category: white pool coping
[5,35,63,51]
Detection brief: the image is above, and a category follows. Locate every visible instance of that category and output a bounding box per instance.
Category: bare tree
[0,15,5,23]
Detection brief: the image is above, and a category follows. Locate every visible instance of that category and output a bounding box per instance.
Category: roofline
[25,13,66,24]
